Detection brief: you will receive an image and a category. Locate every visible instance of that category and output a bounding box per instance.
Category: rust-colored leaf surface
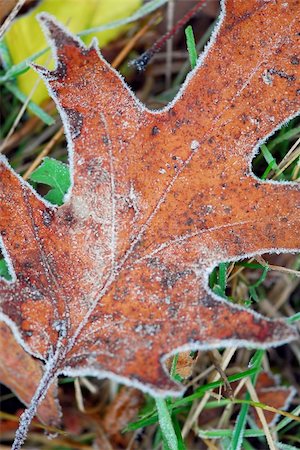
[102,387,144,446]
[253,371,296,427]
[0,322,60,425]
[165,351,196,379]
[197,370,296,427]
[0,0,299,399]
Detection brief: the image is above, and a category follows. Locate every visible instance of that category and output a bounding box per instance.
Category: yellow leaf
[4,0,141,105]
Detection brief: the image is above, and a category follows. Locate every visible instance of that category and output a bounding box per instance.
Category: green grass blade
[204,399,231,409]
[261,161,276,180]
[276,443,299,450]
[155,398,179,450]
[275,406,300,432]
[0,39,13,69]
[1,103,19,137]
[241,439,256,450]
[230,401,249,450]
[229,350,264,450]
[218,262,228,294]
[197,428,266,439]
[171,415,186,450]
[173,20,216,87]
[260,143,283,179]
[287,312,300,324]
[236,262,265,269]
[0,0,168,84]
[185,25,197,69]
[0,47,49,83]
[126,367,258,432]
[221,437,232,450]
[125,406,188,431]
[170,353,184,382]
[4,82,54,125]
[58,377,75,385]
[173,367,258,409]
[170,353,179,379]
[261,144,278,166]
[247,264,269,302]
[268,125,300,150]
[211,262,229,298]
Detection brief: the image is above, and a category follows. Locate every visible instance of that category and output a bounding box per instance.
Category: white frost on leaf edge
[0,312,46,361]
[249,370,297,427]
[59,332,299,399]
[0,154,56,283]
[0,0,298,402]
[33,0,300,207]
[30,1,226,202]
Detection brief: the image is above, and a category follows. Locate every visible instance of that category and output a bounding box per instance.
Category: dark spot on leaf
[240,113,248,124]
[23,330,33,337]
[65,108,83,139]
[167,304,178,318]
[30,288,44,301]
[185,218,194,226]
[90,314,100,321]
[43,209,54,227]
[268,68,295,82]
[291,56,299,65]
[161,270,189,289]
[168,108,176,117]
[17,273,30,284]
[52,60,67,80]
[63,209,75,224]
[151,126,160,136]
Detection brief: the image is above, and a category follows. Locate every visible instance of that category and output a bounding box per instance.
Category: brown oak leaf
[197,370,296,428]
[252,371,296,427]
[165,351,196,379]
[0,322,60,426]
[102,387,144,447]
[0,0,299,446]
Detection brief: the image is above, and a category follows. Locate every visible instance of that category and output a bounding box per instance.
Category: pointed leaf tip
[30,63,52,79]
[2,1,300,428]
[37,13,82,50]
